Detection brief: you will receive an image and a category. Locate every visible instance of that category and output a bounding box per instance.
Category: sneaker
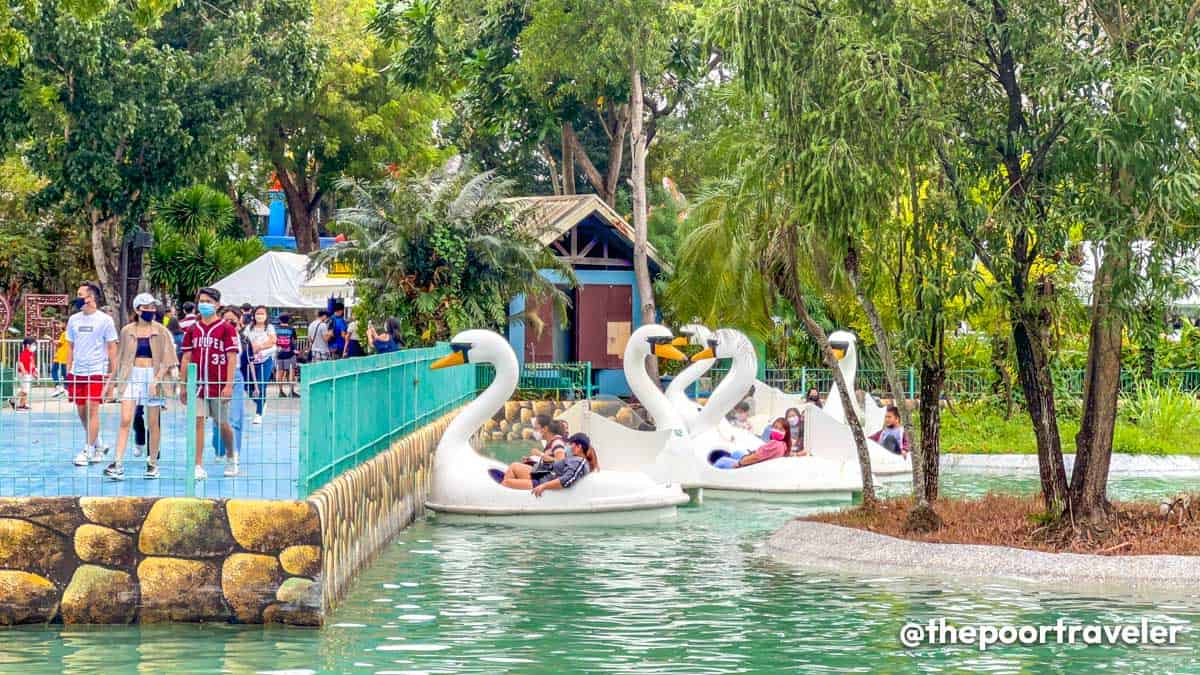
[73,449,91,467]
[223,462,239,477]
[15,405,30,411]
[214,454,226,464]
[103,463,124,480]
[252,414,262,425]
[88,446,107,464]
[144,463,159,479]
[134,444,145,458]
[194,465,208,481]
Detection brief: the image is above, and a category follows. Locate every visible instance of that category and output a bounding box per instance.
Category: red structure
[23,294,69,338]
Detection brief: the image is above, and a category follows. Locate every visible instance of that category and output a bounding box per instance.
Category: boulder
[80,497,155,533]
[137,557,228,622]
[275,577,316,605]
[222,553,285,623]
[497,419,509,432]
[490,431,505,442]
[138,498,234,558]
[0,497,84,538]
[0,518,72,586]
[262,601,322,627]
[279,545,321,577]
[506,431,519,441]
[614,406,637,428]
[0,571,59,625]
[481,419,497,433]
[74,524,134,569]
[519,407,533,424]
[520,428,536,441]
[503,401,522,421]
[532,400,555,417]
[59,566,136,624]
[226,500,319,553]
[590,399,623,417]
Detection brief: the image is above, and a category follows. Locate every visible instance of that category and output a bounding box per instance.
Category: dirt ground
[806,493,1200,555]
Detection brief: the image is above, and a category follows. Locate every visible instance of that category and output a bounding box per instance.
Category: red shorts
[67,374,106,404]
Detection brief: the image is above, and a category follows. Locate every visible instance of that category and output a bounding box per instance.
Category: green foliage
[940,399,1199,457]
[313,165,573,346]
[148,185,264,305]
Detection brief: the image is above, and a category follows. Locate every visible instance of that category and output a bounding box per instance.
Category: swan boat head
[826,329,859,385]
[623,324,689,432]
[430,329,518,462]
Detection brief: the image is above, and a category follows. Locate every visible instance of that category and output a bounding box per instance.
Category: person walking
[103,294,177,480]
[180,287,239,480]
[50,319,69,398]
[307,311,331,362]
[212,306,247,466]
[243,305,276,425]
[327,302,347,358]
[66,282,118,466]
[274,314,298,397]
[12,337,36,410]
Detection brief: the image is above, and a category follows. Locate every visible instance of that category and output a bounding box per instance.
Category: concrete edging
[941,453,1200,477]
[766,519,1198,594]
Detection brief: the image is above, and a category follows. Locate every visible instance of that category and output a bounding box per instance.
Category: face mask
[197,302,216,318]
[72,298,85,310]
[243,313,252,323]
[139,310,156,322]
[255,314,267,324]
[787,416,800,426]
[770,429,786,441]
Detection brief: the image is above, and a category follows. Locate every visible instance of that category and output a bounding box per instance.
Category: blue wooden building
[503,195,668,396]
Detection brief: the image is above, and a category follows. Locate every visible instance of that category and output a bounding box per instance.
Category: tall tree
[1,0,309,318]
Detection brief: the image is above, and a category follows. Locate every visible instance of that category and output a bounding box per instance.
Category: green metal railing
[475,361,593,399]
[709,366,1200,399]
[298,344,476,496]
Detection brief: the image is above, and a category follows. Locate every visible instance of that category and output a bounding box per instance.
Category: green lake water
[3,468,1199,674]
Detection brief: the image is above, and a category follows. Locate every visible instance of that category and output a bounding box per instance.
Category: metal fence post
[800,367,807,394]
[185,363,197,498]
[297,361,311,498]
[908,366,916,399]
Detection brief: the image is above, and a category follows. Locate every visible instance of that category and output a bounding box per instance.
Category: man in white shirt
[307,311,331,361]
[66,282,119,466]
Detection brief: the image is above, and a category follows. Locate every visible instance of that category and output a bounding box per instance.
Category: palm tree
[311,165,573,345]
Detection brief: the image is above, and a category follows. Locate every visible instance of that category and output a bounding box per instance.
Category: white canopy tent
[211,251,354,309]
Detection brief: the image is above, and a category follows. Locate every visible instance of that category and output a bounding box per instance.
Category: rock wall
[308,408,457,613]
[483,399,647,443]
[0,496,321,626]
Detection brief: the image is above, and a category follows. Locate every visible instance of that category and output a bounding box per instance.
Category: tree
[312,166,573,345]
[147,185,264,307]
[1,0,310,319]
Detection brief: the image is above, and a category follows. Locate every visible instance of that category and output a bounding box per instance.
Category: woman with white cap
[103,293,178,480]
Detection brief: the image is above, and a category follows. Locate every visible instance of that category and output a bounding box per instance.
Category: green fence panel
[298,344,476,496]
[476,362,593,399]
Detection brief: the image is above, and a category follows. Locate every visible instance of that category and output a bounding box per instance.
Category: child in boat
[502,433,599,494]
[785,407,808,455]
[715,418,790,469]
[869,405,911,458]
[730,400,753,431]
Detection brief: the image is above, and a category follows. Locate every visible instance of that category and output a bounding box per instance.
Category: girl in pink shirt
[732,418,790,468]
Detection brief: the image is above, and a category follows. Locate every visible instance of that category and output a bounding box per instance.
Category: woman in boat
[501,416,567,484]
[502,433,599,494]
[715,418,790,469]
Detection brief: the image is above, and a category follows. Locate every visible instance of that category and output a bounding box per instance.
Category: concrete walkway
[767,519,1199,596]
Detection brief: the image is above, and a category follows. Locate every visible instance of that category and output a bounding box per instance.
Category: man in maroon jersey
[180,287,239,480]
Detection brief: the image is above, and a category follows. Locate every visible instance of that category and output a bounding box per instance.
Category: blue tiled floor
[0,388,301,499]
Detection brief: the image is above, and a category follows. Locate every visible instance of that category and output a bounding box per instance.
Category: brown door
[524,295,555,363]
[575,284,633,369]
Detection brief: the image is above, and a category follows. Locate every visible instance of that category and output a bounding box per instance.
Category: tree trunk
[770,243,876,507]
[541,144,563,196]
[225,183,257,238]
[273,160,320,254]
[1011,312,1070,510]
[629,51,658,380]
[918,340,944,501]
[1070,239,1129,522]
[846,242,918,500]
[603,105,628,208]
[89,210,123,319]
[561,123,576,195]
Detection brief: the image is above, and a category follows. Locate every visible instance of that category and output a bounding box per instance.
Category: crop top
[135,336,153,359]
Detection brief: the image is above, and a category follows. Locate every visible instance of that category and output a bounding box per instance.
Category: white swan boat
[561,326,862,501]
[663,323,715,431]
[424,329,689,524]
[746,330,909,480]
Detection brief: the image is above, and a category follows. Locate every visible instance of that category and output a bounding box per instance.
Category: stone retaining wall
[308,408,457,613]
[484,399,645,443]
[0,496,322,626]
